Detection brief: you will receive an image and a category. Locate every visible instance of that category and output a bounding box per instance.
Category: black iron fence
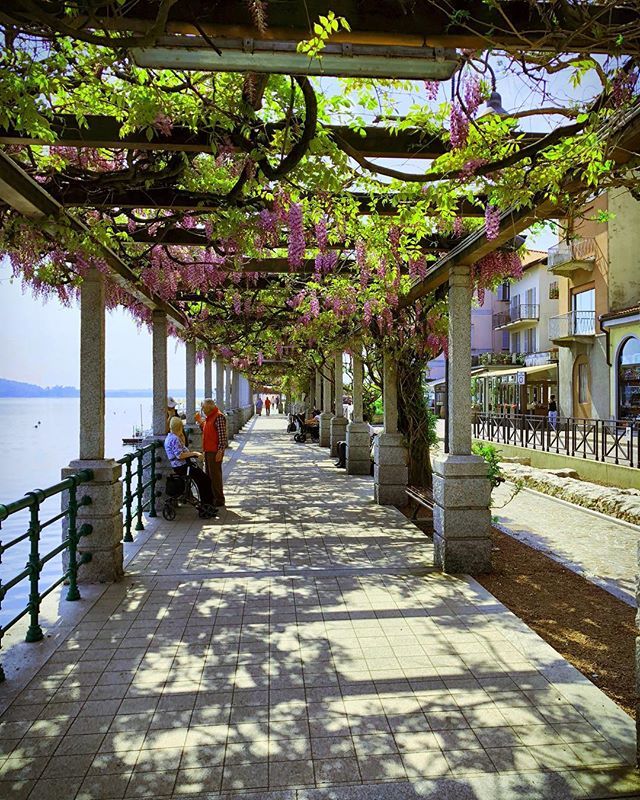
[0,469,94,681]
[116,441,162,542]
[474,413,640,468]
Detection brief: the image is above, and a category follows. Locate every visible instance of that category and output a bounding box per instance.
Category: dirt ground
[403,506,636,718]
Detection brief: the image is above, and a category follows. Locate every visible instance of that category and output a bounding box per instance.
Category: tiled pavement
[0,416,638,800]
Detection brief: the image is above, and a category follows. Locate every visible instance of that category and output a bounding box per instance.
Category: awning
[480,363,558,380]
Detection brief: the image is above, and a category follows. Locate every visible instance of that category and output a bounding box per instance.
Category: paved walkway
[492,483,639,607]
[0,416,638,800]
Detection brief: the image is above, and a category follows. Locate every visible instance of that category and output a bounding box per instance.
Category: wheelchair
[162,469,217,521]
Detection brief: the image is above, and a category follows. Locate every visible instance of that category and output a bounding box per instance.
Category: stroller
[162,468,217,521]
[290,413,319,443]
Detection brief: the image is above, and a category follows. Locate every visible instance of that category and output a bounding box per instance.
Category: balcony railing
[549,310,596,340]
[492,304,540,329]
[548,237,597,273]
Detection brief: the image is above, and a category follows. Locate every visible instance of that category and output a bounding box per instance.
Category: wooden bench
[406,486,434,520]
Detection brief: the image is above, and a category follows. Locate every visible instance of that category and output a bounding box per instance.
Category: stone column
[432,265,491,573]
[152,310,168,437]
[347,343,371,475]
[215,359,225,409]
[231,368,241,432]
[319,365,333,447]
[225,364,235,439]
[204,352,213,400]
[315,369,322,411]
[62,269,123,583]
[374,350,408,505]
[330,351,348,457]
[185,340,202,450]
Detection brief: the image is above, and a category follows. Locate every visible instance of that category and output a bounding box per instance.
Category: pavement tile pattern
[0,416,637,799]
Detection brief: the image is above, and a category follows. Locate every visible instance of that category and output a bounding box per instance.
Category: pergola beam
[44,187,488,217]
[0,151,187,327]
[119,227,457,252]
[0,114,547,160]
[11,1,638,55]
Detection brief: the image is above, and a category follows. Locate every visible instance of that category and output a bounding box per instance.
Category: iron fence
[0,469,94,681]
[474,413,640,468]
[116,442,162,542]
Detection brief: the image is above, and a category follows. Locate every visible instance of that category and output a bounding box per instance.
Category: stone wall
[500,462,640,525]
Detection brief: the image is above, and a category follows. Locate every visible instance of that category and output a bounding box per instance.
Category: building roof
[600,304,640,322]
[522,249,548,270]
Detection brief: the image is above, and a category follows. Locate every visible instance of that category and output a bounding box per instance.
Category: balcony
[524,350,559,367]
[492,304,540,330]
[548,238,597,277]
[549,310,596,345]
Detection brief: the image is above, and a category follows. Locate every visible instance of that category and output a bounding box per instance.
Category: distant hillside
[0,378,186,398]
[0,378,79,397]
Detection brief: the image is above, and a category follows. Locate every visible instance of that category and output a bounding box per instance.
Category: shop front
[477,363,558,416]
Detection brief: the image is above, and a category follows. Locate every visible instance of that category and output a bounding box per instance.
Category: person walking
[548,394,558,430]
[256,396,263,415]
[199,398,228,507]
[264,396,271,416]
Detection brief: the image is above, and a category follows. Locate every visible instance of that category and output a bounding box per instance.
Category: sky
[0,258,189,390]
[0,58,600,389]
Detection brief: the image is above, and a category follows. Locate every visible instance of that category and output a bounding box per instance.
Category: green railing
[117,441,161,542]
[0,469,94,682]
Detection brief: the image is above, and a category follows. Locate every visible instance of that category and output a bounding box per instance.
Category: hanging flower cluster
[287,203,305,268]
[484,204,501,240]
[449,104,469,149]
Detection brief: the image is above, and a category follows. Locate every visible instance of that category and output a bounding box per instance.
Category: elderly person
[199,398,228,507]
[164,416,216,513]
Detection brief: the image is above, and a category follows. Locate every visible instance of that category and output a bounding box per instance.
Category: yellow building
[549,190,640,420]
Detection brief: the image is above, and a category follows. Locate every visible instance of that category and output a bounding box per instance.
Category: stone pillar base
[373,433,408,505]
[330,416,348,457]
[319,412,333,447]
[346,422,371,475]
[225,410,235,440]
[61,459,124,583]
[432,454,492,574]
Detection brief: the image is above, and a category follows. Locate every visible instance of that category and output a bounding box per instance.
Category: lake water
[0,396,157,630]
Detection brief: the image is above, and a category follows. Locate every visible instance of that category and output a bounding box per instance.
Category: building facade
[549,190,640,420]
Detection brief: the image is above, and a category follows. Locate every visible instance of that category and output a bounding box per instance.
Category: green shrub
[471,442,504,488]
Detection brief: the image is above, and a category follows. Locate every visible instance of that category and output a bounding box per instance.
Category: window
[549,281,559,300]
[578,362,588,405]
[618,336,640,419]
[497,282,510,302]
[524,328,537,354]
[511,332,520,353]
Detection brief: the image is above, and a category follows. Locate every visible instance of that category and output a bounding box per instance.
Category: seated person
[164,417,216,514]
[304,408,321,426]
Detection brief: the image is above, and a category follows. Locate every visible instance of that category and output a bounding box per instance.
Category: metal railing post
[122,455,134,542]
[66,478,81,601]
[149,444,158,518]
[135,450,145,532]
[25,491,44,643]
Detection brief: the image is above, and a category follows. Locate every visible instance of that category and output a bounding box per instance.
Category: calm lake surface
[0,397,156,629]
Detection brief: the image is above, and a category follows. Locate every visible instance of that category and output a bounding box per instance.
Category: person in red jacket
[198,398,228,507]
[264,396,271,416]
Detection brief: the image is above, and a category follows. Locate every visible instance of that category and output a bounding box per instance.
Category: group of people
[163,397,228,516]
[255,395,280,416]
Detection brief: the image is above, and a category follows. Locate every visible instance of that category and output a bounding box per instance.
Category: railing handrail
[0,442,163,682]
[0,469,93,521]
[548,237,597,267]
[510,303,540,320]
